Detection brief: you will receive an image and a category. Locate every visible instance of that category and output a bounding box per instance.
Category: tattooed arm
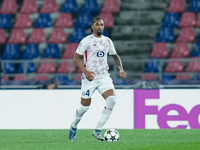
[111,54,126,78]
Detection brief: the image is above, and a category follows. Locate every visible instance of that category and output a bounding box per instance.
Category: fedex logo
[134,90,200,129]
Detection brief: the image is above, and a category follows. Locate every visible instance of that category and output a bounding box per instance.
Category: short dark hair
[45,79,58,89]
[91,17,103,33]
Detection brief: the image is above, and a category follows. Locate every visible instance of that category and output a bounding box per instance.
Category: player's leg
[71,98,91,128]
[96,89,116,130]
[92,76,116,141]
[92,89,116,141]
[69,98,91,141]
[69,79,96,141]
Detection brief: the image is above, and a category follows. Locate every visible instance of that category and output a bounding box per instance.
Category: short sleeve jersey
[76,34,117,80]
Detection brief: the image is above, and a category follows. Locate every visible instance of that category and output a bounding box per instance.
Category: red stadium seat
[40,0,58,13]
[101,0,119,13]
[0,29,6,44]
[1,76,9,81]
[150,43,168,58]
[176,27,195,43]
[8,29,26,44]
[170,43,189,58]
[141,73,157,80]
[20,0,38,14]
[28,29,46,44]
[62,43,79,59]
[48,28,66,43]
[175,73,191,80]
[34,75,49,81]
[55,13,73,28]
[14,14,32,28]
[14,75,28,81]
[167,0,185,13]
[74,74,82,80]
[99,13,114,28]
[57,62,76,73]
[165,60,184,72]
[0,0,17,14]
[185,57,200,72]
[37,59,55,73]
[179,12,196,27]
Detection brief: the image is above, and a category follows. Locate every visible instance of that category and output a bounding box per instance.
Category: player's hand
[120,70,126,78]
[84,70,96,81]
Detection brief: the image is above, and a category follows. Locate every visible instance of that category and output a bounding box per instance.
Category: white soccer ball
[104,129,120,142]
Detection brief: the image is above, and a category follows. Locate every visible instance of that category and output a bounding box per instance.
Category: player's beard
[97,31,102,36]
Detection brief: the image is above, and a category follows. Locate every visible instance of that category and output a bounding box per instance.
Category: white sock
[96,96,116,130]
[72,104,89,128]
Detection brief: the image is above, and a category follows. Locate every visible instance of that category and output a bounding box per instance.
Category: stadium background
[0,0,199,127]
[1,1,200,149]
[1,0,200,88]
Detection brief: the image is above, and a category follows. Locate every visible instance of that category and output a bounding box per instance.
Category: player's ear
[91,25,94,33]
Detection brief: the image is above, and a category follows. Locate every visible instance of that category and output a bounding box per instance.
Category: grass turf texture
[0,129,200,150]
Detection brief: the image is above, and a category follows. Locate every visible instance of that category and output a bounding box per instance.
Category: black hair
[40,79,58,89]
[47,80,58,89]
[91,17,103,33]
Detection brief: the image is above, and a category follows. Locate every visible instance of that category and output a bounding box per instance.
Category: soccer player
[69,17,126,141]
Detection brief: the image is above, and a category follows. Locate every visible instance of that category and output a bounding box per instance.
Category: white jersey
[76,34,117,80]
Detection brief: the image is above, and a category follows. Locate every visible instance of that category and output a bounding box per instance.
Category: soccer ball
[104,129,119,142]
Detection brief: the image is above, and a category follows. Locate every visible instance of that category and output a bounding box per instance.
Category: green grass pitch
[0,129,200,150]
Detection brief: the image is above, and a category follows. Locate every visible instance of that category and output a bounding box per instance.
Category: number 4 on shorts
[86,90,90,96]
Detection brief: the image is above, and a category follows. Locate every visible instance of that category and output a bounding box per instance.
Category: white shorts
[81,76,115,99]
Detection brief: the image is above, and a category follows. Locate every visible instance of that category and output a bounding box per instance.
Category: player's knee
[77,105,89,116]
[82,105,89,112]
[106,96,116,109]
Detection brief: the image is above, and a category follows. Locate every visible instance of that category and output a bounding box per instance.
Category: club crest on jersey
[97,51,105,57]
